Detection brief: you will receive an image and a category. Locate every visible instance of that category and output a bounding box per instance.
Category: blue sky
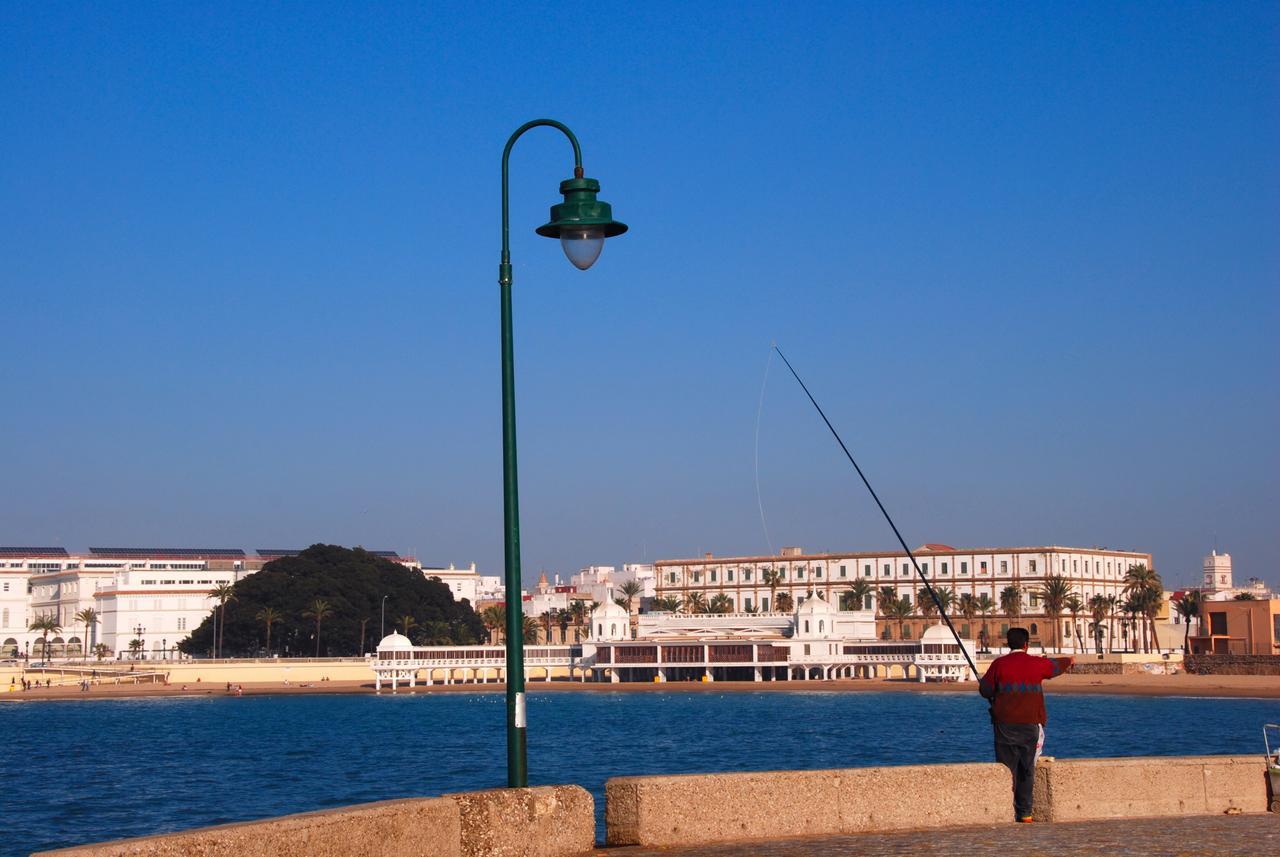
[2,4,1276,587]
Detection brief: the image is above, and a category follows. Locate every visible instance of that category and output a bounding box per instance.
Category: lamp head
[535,176,627,270]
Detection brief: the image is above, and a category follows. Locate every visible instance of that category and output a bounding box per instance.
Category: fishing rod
[772,344,980,678]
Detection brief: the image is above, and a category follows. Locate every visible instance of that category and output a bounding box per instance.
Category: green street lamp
[498,119,626,788]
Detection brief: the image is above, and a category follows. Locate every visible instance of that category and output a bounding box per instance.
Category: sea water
[2,690,1275,855]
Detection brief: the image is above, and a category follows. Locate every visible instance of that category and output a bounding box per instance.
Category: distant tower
[1202,550,1232,594]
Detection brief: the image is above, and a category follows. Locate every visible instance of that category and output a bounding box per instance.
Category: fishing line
[753,346,776,557]
[772,344,980,678]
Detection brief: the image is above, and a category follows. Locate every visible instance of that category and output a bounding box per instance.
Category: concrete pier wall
[606,763,1011,847]
[1032,755,1266,822]
[606,754,1272,848]
[33,786,594,857]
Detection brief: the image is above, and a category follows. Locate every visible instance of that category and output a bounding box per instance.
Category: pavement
[602,814,1279,856]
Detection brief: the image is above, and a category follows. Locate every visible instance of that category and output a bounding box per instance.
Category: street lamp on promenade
[498,119,626,787]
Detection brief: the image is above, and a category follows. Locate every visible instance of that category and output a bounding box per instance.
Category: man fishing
[979,627,1074,822]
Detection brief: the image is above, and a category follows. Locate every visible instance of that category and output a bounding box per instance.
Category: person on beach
[978,627,1073,822]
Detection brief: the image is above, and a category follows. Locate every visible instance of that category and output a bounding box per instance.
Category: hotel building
[655,544,1153,647]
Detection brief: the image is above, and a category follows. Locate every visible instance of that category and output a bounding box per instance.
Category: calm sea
[2,690,1275,855]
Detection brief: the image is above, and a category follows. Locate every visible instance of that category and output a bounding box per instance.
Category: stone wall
[606,763,1012,847]
[607,755,1271,848]
[33,787,594,857]
[1185,654,1280,675]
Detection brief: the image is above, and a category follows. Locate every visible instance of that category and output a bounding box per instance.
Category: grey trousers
[994,722,1043,818]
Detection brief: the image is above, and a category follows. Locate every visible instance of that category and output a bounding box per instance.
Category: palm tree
[1123,564,1162,653]
[540,609,555,644]
[843,579,875,611]
[762,567,783,612]
[480,605,506,643]
[651,596,682,613]
[685,592,708,614]
[617,579,643,615]
[569,600,589,642]
[1065,595,1085,653]
[128,638,144,659]
[1174,591,1201,653]
[1104,594,1120,653]
[93,643,110,662]
[28,615,60,662]
[398,614,417,639]
[1139,587,1164,653]
[999,585,1022,633]
[975,593,995,652]
[928,587,955,623]
[773,591,794,613]
[1039,575,1074,653]
[210,582,237,658]
[522,615,540,643]
[882,596,913,640]
[556,608,572,643]
[957,593,978,641]
[75,608,99,660]
[1088,594,1110,654]
[709,593,733,614]
[301,598,334,657]
[255,607,282,656]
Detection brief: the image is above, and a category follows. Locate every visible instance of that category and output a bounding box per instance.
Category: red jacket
[979,651,1073,725]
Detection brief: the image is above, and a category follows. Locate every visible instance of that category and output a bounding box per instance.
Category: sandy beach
[4,671,1277,702]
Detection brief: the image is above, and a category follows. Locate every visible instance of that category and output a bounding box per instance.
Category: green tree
[75,608,99,660]
[1104,594,1120,653]
[1174,590,1201,653]
[178,546,486,657]
[1039,575,1075,652]
[762,567,783,611]
[651,596,682,613]
[256,606,282,656]
[957,593,978,641]
[210,582,237,658]
[975,593,995,651]
[709,593,733,614]
[481,605,506,643]
[28,615,60,662]
[522,615,540,643]
[128,638,144,658]
[685,592,708,614]
[842,579,875,611]
[302,599,334,657]
[1065,595,1085,653]
[569,600,589,642]
[773,591,794,613]
[397,614,417,637]
[1123,564,1163,652]
[1232,592,1257,601]
[93,643,110,662]
[1088,594,1110,654]
[882,596,913,640]
[999,586,1023,633]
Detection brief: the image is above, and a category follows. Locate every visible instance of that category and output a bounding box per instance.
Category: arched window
[804,620,810,633]
[597,624,603,637]
[818,620,825,633]
[1,638,17,657]
[610,623,617,636]
[1030,623,1038,635]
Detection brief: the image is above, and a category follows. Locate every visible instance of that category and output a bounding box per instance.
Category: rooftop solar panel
[0,547,70,558]
[89,547,247,558]
[256,549,300,558]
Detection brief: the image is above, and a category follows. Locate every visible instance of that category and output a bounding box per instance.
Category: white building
[656,544,1154,649]
[2,546,478,660]
[1198,550,1271,602]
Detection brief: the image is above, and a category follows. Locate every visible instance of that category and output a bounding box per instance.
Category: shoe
[1016,816,1034,823]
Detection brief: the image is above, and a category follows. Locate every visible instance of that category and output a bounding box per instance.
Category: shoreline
[4,672,1277,702]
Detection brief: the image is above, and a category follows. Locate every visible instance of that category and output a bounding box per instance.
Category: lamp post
[380,595,389,641]
[498,119,626,788]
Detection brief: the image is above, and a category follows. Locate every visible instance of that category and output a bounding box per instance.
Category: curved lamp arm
[500,119,583,283]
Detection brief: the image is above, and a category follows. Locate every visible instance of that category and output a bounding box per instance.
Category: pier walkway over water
[610,814,1279,856]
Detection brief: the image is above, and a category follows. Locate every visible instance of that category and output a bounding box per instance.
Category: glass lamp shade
[559,227,606,270]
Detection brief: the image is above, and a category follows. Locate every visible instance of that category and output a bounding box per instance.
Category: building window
[960,562,968,575]
[744,569,752,582]
[727,569,734,582]
[815,567,822,578]
[980,561,988,573]
[1029,560,1037,573]
[883,564,890,577]
[840,565,847,578]
[1209,613,1227,635]
[863,564,871,577]
[922,563,929,575]
[1073,560,1078,572]
[902,593,912,605]
[797,569,805,579]
[710,570,717,583]
[941,562,948,575]
[1030,623,1039,636]
[902,563,910,576]
[804,621,810,633]
[1000,561,1008,573]
[744,598,752,611]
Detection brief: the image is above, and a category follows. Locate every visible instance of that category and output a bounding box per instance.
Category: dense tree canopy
[178,545,486,657]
